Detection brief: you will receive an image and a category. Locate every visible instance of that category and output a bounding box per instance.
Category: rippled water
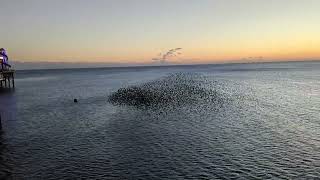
[0,61,319,179]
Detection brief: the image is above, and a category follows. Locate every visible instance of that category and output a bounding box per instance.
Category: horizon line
[13,59,320,71]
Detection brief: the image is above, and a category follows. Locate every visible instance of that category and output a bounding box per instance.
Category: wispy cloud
[241,56,264,61]
[152,48,182,63]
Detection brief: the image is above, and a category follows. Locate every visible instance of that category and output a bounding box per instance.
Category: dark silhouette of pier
[0,60,15,90]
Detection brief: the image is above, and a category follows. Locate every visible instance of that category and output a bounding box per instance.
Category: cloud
[152,48,182,63]
[241,56,264,61]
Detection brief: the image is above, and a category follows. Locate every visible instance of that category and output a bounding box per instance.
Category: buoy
[74,99,78,103]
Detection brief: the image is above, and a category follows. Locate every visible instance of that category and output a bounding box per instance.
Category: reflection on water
[0,61,319,179]
[0,131,12,179]
[14,76,57,82]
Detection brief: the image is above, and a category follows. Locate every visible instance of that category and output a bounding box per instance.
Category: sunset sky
[1,0,320,65]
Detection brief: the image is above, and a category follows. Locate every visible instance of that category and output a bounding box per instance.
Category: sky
[1,0,320,66]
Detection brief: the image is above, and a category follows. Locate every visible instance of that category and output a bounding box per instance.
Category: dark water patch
[0,88,15,94]
[108,73,222,109]
[0,132,12,179]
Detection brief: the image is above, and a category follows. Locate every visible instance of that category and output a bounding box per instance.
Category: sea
[0,61,319,179]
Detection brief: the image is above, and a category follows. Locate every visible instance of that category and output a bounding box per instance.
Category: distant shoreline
[13,59,320,71]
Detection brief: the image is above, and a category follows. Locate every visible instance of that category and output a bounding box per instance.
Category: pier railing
[1,60,13,70]
[1,60,11,70]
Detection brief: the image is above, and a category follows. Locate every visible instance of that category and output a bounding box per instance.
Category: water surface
[0,61,319,179]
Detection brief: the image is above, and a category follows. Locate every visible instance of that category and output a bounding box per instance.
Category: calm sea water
[0,61,319,179]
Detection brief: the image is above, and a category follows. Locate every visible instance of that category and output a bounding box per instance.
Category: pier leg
[0,114,2,130]
[8,77,10,88]
[4,77,7,88]
[12,73,14,89]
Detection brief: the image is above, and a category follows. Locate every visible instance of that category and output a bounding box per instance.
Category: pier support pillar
[8,77,10,88]
[12,73,15,89]
[0,114,2,130]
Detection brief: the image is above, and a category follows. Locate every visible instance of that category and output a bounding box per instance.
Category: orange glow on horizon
[2,0,320,65]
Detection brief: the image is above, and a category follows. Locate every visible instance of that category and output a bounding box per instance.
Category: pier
[0,60,15,89]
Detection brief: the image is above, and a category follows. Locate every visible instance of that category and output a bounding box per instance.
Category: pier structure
[0,59,15,89]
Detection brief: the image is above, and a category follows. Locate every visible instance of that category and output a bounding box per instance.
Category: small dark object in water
[74,99,78,103]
